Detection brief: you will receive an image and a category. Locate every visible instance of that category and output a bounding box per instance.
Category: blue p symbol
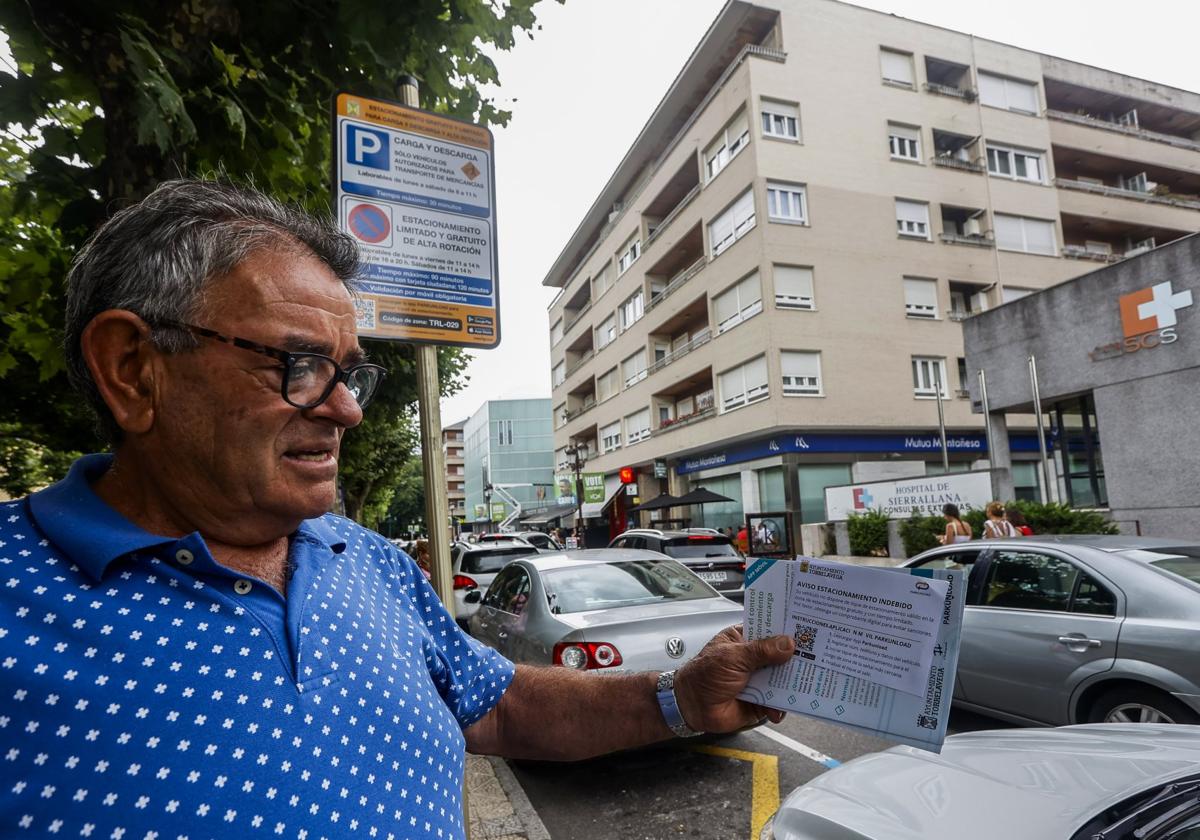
[347,124,389,170]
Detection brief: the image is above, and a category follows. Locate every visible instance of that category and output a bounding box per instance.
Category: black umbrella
[673,487,734,506]
[627,492,680,512]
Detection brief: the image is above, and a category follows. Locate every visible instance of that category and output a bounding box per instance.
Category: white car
[451,539,540,627]
[767,724,1200,840]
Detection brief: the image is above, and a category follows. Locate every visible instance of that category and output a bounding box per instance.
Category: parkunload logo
[1090,280,1193,361]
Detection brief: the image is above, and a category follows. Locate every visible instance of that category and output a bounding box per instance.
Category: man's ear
[80,310,160,436]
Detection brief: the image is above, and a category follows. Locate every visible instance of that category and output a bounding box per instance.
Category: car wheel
[1088,686,1200,725]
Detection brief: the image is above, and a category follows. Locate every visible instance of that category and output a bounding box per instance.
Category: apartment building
[545,0,1200,537]
[462,399,555,529]
[443,419,467,530]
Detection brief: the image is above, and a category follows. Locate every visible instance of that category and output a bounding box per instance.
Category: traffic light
[618,466,636,484]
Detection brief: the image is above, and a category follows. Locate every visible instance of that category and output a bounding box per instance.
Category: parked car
[608,529,745,599]
[451,539,541,627]
[904,536,1200,725]
[477,531,563,551]
[465,549,743,671]
[766,724,1200,840]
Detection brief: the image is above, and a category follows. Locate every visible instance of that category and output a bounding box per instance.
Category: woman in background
[1007,509,1034,536]
[982,502,1020,539]
[938,503,973,544]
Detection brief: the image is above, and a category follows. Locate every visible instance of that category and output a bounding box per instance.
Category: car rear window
[541,559,716,614]
[1143,553,1200,585]
[662,537,739,560]
[461,546,539,574]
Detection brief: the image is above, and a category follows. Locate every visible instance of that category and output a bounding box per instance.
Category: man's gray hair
[64,178,361,444]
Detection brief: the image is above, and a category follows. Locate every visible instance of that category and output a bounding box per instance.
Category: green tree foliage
[0,0,552,509]
[846,509,890,557]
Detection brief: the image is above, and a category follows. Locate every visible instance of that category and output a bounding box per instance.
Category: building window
[978,71,1038,114]
[709,188,756,257]
[713,272,763,334]
[895,199,930,239]
[767,181,807,223]
[554,403,567,429]
[903,277,938,319]
[705,109,750,182]
[596,314,616,348]
[774,265,815,310]
[597,367,619,402]
[1002,286,1034,303]
[986,143,1044,183]
[552,361,565,387]
[761,100,800,140]
[888,123,921,161]
[718,355,769,413]
[593,264,614,298]
[495,419,515,446]
[624,408,650,445]
[781,351,822,396]
[994,213,1056,256]
[880,48,915,88]
[619,290,644,331]
[622,348,648,387]
[911,356,948,399]
[599,421,622,454]
[550,319,563,346]
[617,235,641,275]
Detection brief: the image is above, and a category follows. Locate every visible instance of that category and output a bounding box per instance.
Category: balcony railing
[1046,109,1200,153]
[1055,177,1200,211]
[646,327,712,376]
[923,81,976,101]
[564,396,597,422]
[565,348,594,377]
[645,183,701,248]
[652,406,716,436]
[931,155,986,173]
[938,232,994,248]
[648,257,706,311]
[563,299,593,332]
[1062,244,1121,263]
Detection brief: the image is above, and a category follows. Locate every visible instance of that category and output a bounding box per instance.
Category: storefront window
[691,473,743,531]
[757,467,786,512]
[1054,394,1106,508]
[1012,463,1040,502]
[798,464,852,523]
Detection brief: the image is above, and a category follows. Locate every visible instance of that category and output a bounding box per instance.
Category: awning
[518,503,578,525]
[580,474,623,519]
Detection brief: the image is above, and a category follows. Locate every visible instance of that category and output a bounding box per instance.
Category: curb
[466,754,552,839]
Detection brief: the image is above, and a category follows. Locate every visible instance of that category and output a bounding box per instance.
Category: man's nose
[308,381,365,428]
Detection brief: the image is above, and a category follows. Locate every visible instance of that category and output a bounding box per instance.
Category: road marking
[754,726,842,769]
[692,744,779,840]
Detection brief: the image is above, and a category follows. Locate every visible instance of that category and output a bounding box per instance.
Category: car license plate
[697,571,727,583]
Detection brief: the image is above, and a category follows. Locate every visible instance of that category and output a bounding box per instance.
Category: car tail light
[453,574,478,590]
[739,560,747,571]
[688,535,715,542]
[553,642,624,670]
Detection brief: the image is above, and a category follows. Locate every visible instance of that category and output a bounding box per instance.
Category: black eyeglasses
[157,321,387,410]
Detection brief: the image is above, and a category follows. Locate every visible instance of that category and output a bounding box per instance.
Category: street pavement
[501,707,1014,840]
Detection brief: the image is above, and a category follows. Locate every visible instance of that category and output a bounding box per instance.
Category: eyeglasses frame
[154,320,387,410]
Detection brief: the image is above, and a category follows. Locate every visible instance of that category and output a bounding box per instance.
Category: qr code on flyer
[354,298,376,331]
[793,625,818,660]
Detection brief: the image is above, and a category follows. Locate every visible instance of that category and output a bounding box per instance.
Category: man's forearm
[465,664,672,761]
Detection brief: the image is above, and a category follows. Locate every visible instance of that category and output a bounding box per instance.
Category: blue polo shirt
[0,454,515,839]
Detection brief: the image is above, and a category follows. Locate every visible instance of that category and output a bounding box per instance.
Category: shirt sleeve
[386,541,516,728]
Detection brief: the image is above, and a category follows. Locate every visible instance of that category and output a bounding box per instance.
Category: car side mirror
[464,590,482,604]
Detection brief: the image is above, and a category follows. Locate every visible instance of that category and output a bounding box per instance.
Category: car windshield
[541,559,716,613]
[461,546,539,574]
[1124,550,1200,586]
[661,537,739,559]
[1075,773,1200,840]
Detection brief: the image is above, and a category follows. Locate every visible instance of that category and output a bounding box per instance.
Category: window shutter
[1025,219,1056,255]
[782,351,820,380]
[993,213,1023,251]
[895,200,928,225]
[978,72,1006,108]
[713,285,740,327]
[903,277,938,314]
[880,50,914,85]
[775,265,814,306]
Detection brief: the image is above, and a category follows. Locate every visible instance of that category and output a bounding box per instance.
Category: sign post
[333,77,500,619]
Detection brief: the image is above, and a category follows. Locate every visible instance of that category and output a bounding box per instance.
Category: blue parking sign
[346,123,389,170]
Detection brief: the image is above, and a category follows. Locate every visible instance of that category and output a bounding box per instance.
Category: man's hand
[673,625,793,733]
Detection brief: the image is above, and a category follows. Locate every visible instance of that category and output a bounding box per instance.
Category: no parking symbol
[346,201,392,246]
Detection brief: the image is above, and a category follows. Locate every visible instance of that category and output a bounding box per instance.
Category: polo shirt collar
[29,453,347,581]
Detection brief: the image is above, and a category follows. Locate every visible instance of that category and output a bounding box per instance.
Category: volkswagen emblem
[665,637,685,658]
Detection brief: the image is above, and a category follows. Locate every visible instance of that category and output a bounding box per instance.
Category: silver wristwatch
[655,670,702,737]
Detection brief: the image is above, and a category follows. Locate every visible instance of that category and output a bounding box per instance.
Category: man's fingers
[745,634,794,667]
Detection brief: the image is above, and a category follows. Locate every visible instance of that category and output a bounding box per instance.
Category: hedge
[847,509,890,556]
[898,500,1120,557]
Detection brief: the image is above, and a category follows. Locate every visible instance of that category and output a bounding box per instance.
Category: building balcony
[651,367,716,436]
[924,81,976,101]
[1060,211,1192,262]
[646,222,705,309]
[923,57,975,102]
[1054,178,1200,212]
[644,156,702,249]
[1045,109,1200,154]
[647,295,711,377]
[939,232,994,247]
[1062,244,1121,263]
[931,154,986,174]
[647,327,711,376]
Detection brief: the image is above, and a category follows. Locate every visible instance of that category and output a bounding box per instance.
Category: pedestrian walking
[982,501,1020,539]
[937,503,973,544]
[1006,508,1034,536]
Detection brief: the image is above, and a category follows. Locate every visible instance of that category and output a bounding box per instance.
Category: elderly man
[1,180,792,838]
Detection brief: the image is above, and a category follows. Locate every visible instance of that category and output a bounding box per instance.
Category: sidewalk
[466,754,551,840]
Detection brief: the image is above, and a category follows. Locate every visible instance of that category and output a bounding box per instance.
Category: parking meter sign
[333,92,500,348]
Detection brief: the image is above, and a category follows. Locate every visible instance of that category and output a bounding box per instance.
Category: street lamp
[565,440,588,546]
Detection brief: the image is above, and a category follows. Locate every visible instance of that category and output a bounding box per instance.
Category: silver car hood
[771,725,1200,840]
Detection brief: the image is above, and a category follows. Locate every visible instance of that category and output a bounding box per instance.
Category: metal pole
[398,75,454,608]
[570,444,585,547]
[1028,355,1053,504]
[934,364,949,472]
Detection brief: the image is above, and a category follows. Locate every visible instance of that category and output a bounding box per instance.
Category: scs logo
[1091,281,1193,361]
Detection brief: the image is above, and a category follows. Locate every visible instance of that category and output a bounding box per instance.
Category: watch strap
[656,670,702,737]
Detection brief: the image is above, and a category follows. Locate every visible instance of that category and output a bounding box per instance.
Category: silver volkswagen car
[904,536,1200,726]
[465,549,743,671]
